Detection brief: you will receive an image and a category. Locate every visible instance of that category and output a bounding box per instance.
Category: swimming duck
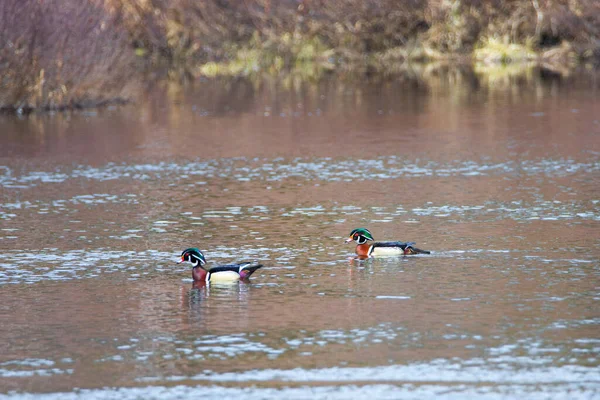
[178,248,263,283]
[345,228,431,257]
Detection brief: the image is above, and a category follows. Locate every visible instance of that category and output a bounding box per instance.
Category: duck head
[178,248,207,269]
[345,228,374,245]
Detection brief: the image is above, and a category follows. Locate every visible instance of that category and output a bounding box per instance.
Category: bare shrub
[0,0,136,112]
[109,0,599,67]
[1,0,598,113]
[105,0,258,63]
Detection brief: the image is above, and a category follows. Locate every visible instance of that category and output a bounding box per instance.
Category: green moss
[197,34,335,78]
[473,61,537,86]
[474,37,537,64]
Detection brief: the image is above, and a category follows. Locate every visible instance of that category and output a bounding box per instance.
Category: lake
[1,67,599,399]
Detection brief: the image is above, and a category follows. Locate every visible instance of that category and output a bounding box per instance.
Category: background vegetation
[2,0,599,112]
[0,0,134,113]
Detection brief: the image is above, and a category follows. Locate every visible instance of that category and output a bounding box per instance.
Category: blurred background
[1,0,599,111]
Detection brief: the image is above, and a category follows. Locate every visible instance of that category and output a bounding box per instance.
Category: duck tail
[239,263,263,279]
[406,246,431,255]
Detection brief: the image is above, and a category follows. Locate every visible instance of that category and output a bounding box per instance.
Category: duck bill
[344,237,353,243]
[176,257,185,264]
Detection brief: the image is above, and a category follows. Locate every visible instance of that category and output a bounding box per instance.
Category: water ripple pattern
[1,156,599,188]
[0,359,73,378]
[0,249,173,285]
[180,201,600,223]
[0,246,295,285]
[4,199,596,224]
[0,382,597,400]
[1,193,140,220]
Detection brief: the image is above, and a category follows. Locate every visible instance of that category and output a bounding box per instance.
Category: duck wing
[372,241,430,255]
[372,241,412,249]
[207,262,263,278]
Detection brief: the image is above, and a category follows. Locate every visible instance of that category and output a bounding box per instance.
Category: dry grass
[108,0,599,67]
[1,0,599,112]
[0,0,136,113]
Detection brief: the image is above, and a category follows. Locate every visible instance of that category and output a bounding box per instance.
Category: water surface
[1,68,599,398]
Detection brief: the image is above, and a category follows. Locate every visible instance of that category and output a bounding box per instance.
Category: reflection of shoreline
[3,65,596,167]
[5,0,599,115]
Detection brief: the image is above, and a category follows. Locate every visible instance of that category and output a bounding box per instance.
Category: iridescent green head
[346,228,374,244]
[179,248,206,267]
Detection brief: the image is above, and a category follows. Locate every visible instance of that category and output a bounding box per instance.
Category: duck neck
[192,267,207,282]
[356,243,372,256]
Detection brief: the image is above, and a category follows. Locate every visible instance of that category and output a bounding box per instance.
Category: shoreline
[2,0,599,114]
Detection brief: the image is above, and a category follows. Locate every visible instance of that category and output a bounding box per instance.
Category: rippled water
[0,69,599,398]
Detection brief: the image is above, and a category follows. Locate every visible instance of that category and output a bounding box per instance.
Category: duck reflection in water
[181,281,252,327]
[176,247,261,327]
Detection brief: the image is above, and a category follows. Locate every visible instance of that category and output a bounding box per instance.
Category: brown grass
[108,0,599,66]
[0,0,136,113]
[1,0,599,112]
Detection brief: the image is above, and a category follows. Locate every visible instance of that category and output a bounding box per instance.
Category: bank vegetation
[1,0,599,112]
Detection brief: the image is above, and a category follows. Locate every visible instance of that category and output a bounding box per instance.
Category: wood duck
[345,228,431,257]
[178,248,263,283]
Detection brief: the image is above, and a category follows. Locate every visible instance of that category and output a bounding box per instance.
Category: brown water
[1,68,599,399]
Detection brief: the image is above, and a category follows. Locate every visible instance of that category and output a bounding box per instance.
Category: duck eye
[353,234,358,240]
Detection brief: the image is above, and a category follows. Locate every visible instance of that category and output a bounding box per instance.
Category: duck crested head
[179,248,206,268]
[345,228,374,244]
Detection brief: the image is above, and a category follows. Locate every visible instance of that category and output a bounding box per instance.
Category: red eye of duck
[353,234,358,240]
